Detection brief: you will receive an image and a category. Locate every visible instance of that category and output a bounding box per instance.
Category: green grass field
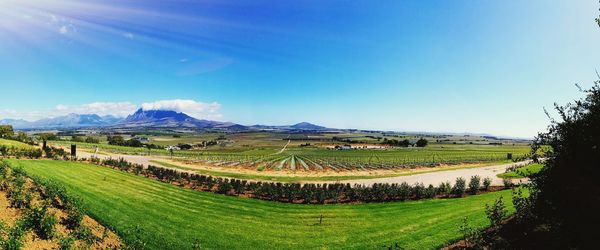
[6,159,516,249]
[497,163,544,179]
[0,138,36,149]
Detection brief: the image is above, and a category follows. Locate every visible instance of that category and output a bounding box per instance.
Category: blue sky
[0,0,599,138]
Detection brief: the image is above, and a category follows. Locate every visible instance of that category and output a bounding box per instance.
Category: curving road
[310,160,532,187]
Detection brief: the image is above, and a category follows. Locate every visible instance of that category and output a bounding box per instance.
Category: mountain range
[0,109,328,131]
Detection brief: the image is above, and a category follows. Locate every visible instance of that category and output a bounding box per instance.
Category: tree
[107,135,125,145]
[415,138,428,147]
[527,81,600,248]
[85,137,99,144]
[0,125,14,138]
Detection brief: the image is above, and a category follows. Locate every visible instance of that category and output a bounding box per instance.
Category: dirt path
[307,160,532,187]
[275,139,291,155]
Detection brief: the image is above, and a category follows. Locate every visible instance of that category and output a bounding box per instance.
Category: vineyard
[50,140,530,171]
[165,146,530,171]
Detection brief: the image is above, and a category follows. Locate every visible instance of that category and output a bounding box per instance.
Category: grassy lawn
[6,159,515,249]
[151,159,515,182]
[0,138,36,149]
[497,163,544,179]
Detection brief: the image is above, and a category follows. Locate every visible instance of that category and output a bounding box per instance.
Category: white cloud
[54,102,138,117]
[1,100,222,121]
[58,25,68,34]
[141,99,222,120]
[123,32,134,39]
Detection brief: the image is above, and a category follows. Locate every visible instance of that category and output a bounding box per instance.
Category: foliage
[84,136,100,144]
[526,81,600,247]
[74,225,98,246]
[482,177,491,190]
[0,126,14,139]
[58,235,76,250]
[453,177,466,197]
[416,138,428,147]
[468,175,480,194]
[484,196,507,226]
[459,217,485,249]
[23,203,57,240]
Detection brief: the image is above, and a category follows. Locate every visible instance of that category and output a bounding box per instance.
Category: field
[497,163,544,179]
[7,159,517,249]
[0,138,36,149]
[49,138,530,172]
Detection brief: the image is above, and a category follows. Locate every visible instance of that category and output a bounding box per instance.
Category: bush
[468,175,481,194]
[485,196,508,226]
[503,178,512,188]
[23,203,57,240]
[63,205,84,230]
[58,235,76,250]
[5,220,26,250]
[217,181,232,194]
[483,177,492,190]
[437,181,452,196]
[74,225,99,246]
[453,177,466,196]
[411,183,425,199]
[425,184,437,198]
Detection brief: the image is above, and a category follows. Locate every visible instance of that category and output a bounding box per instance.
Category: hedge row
[93,157,496,204]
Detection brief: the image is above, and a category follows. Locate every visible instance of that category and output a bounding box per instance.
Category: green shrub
[437,181,452,195]
[468,175,481,194]
[5,220,26,250]
[411,183,425,199]
[63,205,84,230]
[482,177,492,190]
[485,196,508,226]
[74,225,98,246]
[23,203,56,240]
[425,184,436,198]
[58,235,76,250]
[453,177,466,197]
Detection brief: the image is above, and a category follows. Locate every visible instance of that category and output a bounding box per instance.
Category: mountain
[120,109,243,129]
[290,122,327,130]
[248,122,329,131]
[0,114,123,129]
[1,109,326,131]
[0,118,31,128]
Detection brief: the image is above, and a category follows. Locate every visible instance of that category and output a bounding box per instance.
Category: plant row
[92,157,503,204]
[0,160,120,250]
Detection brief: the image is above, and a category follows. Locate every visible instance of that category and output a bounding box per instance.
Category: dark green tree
[415,138,428,147]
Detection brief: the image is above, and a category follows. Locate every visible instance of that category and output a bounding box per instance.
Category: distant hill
[0,114,122,129]
[290,122,327,130]
[248,122,329,131]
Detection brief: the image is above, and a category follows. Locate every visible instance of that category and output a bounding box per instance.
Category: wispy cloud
[177,57,233,75]
[58,25,68,34]
[141,99,222,120]
[123,32,134,39]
